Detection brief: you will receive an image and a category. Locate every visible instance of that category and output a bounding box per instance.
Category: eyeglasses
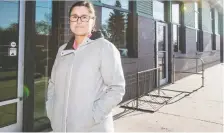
[69,15,95,22]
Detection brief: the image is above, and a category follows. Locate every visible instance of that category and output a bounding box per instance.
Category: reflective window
[173,25,180,52]
[100,0,129,10]
[0,1,19,102]
[153,1,164,21]
[0,0,19,129]
[34,0,52,130]
[215,9,220,34]
[172,4,180,24]
[0,103,17,128]
[195,2,199,29]
[101,7,128,57]
[158,25,165,51]
[158,52,166,79]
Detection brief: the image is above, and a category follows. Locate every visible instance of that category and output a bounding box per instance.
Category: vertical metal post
[201,60,205,87]
[172,54,175,84]
[158,68,161,96]
[136,72,139,108]
[18,0,26,131]
[196,53,198,73]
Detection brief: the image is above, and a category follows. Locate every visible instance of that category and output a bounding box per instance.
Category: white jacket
[46,31,125,132]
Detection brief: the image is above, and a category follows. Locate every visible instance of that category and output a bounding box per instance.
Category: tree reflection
[0,23,18,70]
[101,0,128,57]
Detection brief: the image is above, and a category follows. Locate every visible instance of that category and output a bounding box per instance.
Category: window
[95,0,131,57]
[215,9,220,34]
[173,25,180,52]
[172,4,180,24]
[210,8,215,50]
[153,1,164,21]
[172,2,180,52]
[34,0,52,130]
[100,0,129,10]
[196,30,200,51]
[194,2,199,29]
[195,2,199,51]
[101,8,128,55]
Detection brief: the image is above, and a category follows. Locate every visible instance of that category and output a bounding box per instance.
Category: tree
[35,12,52,35]
[0,23,18,69]
[36,20,51,35]
[107,0,126,48]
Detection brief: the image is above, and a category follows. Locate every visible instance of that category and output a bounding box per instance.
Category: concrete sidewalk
[113,64,224,132]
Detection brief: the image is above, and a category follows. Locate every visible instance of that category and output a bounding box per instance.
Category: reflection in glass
[101,3,128,57]
[172,4,180,23]
[153,1,164,21]
[158,52,166,80]
[34,0,52,130]
[157,25,165,51]
[0,1,19,102]
[195,2,198,29]
[173,25,179,52]
[100,0,129,10]
[0,103,17,128]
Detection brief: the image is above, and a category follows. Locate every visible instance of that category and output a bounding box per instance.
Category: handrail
[173,55,205,87]
[137,67,160,74]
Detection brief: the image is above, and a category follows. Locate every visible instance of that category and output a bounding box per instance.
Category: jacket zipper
[64,52,75,131]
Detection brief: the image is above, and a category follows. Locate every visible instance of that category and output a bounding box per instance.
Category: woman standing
[46,1,125,132]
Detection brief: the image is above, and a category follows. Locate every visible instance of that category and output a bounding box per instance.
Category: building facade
[0,0,223,132]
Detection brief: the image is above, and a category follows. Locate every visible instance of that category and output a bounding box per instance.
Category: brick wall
[55,1,222,104]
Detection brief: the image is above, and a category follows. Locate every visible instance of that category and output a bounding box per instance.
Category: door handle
[19,97,23,101]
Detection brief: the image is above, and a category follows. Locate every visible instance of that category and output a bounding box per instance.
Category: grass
[0,71,17,79]
[0,76,49,128]
[0,103,17,128]
[0,80,17,101]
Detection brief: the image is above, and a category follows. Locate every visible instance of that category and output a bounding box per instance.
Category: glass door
[0,0,23,131]
[33,0,53,131]
[156,22,168,85]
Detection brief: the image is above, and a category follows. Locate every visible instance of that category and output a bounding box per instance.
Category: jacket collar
[64,30,104,50]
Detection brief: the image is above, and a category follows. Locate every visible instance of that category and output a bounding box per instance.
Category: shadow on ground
[114,85,204,121]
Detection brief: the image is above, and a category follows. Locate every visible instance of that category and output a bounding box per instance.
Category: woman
[46,1,125,132]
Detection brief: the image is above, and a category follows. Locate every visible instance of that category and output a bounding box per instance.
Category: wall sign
[8,48,17,56]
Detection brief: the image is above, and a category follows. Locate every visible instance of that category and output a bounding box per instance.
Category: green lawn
[0,103,17,128]
[0,71,17,79]
[0,76,49,128]
[0,80,17,101]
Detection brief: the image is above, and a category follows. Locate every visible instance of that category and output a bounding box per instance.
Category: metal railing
[136,67,160,108]
[173,54,205,87]
[120,67,172,112]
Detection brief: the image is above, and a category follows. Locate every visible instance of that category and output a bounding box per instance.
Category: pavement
[113,63,224,132]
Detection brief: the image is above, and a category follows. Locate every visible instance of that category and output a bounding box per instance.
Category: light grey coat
[46,34,125,132]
